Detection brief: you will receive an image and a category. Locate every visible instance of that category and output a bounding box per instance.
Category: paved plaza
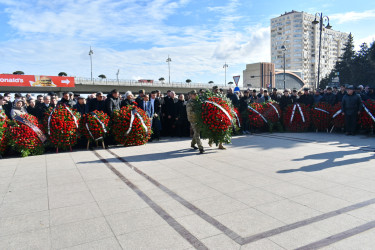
[0,133,375,249]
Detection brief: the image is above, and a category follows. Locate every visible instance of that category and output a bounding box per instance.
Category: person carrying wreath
[186,90,204,154]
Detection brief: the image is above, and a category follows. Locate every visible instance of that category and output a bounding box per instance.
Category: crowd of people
[0,83,374,142]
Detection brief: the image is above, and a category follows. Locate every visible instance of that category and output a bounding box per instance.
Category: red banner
[0,74,75,88]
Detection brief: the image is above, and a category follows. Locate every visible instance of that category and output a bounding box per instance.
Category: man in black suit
[342,85,362,135]
[298,88,314,106]
[37,95,53,120]
[150,91,162,140]
[88,92,105,112]
[162,90,176,136]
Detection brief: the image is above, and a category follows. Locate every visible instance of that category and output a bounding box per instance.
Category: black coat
[321,93,336,106]
[26,106,39,117]
[36,103,53,120]
[175,100,187,121]
[163,96,176,117]
[341,93,362,115]
[279,95,293,110]
[73,103,87,115]
[227,93,239,107]
[335,91,346,104]
[105,94,121,116]
[58,98,75,108]
[298,94,314,106]
[3,102,12,119]
[239,96,250,112]
[120,99,134,108]
[270,93,280,102]
[88,98,105,112]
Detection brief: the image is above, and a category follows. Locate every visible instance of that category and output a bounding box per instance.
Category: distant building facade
[270,10,348,88]
[243,62,275,89]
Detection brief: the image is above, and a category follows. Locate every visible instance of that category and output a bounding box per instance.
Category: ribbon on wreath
[332,109,342,118]
[64,104,79,129]
[268,103,280,118]
[125,109,148,135]
[204,101,234,126]
[85,123,95,140]
[90,112,107,133]
[248,105,268,124]
[314,107,330,114]
[47,106,57,135]
[233,110,241,128]
[362,103,375,123]
[14,115,47,143]
[290,104,305,124]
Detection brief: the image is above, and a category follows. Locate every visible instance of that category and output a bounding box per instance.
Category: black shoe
[199,149,205,154]
[191,145,198,150]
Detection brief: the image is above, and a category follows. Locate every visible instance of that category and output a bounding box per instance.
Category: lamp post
[116,69,120,84]
[312,13,332,90]
[166,55,172,84]
[88,46,94,83]
[281,44,287,89]
[223,62,228,87]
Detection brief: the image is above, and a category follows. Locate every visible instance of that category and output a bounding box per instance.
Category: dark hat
[212,86,218,90]
[3,93,10,97]
[139,89,145,94]
[326,87,332,90]
[303,88,309,91]
[273,88,277,91]
[96,92,103,96]
[74,93,80,97]
[347,85,355,90]
[189,90,197,95]
[15,93,22,98]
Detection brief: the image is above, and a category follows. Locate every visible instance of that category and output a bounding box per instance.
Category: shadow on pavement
[78,148,214,165]
[277,148,374,173]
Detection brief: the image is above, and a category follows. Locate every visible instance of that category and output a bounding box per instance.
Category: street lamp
[116,69,120,84]
[281,44,287,90]
[88,46,94,83]
[312,13,331,90]
[166,55,172,84]
[223,62,228,87]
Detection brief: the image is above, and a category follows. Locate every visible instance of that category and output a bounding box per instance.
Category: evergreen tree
[336,33,355,85]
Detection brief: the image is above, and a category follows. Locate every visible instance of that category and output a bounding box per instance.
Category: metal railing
[74,77,225,89]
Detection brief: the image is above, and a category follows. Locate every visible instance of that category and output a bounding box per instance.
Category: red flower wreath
[331,102,345,129]
[8,114,45,157]
[283,103,311,132]
[41,104,81,151]
[312,102,332,131]
[111,105,151,146]
[79,111,110,142]
[262,102,281,124]
[359,99,375,130]
[0,110,9,155]
[201,96,233,133]
[247,103,266,129]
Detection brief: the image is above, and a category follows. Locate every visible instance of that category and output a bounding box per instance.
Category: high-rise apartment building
[271,10,348,88]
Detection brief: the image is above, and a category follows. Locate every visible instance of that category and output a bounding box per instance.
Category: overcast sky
[0,0,374,86]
